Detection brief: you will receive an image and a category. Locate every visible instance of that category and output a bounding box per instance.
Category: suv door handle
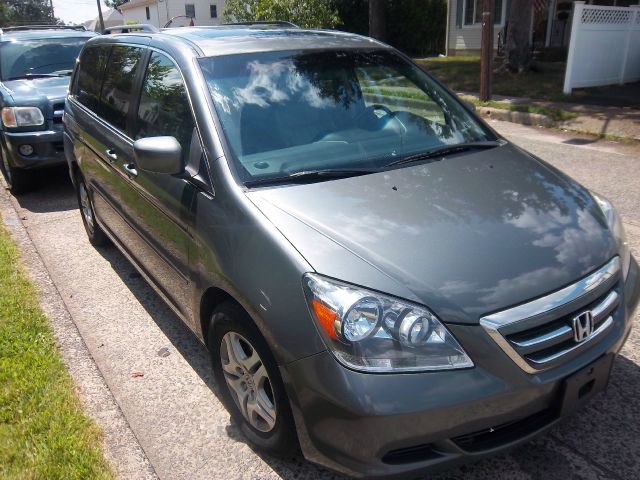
[105,149,118,162]
[123,163,138,177]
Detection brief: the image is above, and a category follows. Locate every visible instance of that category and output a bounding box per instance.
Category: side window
[75,45,110,112]
[135,52,195,159]
[100,45,144,133]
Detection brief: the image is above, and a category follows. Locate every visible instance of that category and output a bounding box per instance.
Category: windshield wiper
[6,73,64,81]
[385,141,502,168]
[244,168,378,187]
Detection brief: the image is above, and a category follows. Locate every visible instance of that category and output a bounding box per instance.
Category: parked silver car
[63,23,640,478]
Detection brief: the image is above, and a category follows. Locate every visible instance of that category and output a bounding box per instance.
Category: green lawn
[416,56,569,102]
[0,220,112,479]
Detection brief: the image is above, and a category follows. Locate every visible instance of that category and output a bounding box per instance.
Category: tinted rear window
[75,45,110,113]
[100,45,144,133]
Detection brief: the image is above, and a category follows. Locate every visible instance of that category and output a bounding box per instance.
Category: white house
[83,8,124,32]
[445,0,640,55]
[119,0,226,28]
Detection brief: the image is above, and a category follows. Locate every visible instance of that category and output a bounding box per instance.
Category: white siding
[122,3,162,26]
[122,0,226,28]
[448,0,504,55]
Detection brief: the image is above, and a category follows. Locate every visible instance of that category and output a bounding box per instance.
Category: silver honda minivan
[63,23,640,478]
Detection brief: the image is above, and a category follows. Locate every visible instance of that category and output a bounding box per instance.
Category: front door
[117,51,200,321]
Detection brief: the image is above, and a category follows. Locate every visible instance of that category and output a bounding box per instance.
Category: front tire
[75,171,109,247]
[208,302,298,456]
[0,146,32,195]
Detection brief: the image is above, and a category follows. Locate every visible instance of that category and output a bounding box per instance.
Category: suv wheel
[0,146,31,195]
[208,302,298,456]
[75,171,109,247]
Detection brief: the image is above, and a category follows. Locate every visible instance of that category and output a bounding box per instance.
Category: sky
[52,0,110,25]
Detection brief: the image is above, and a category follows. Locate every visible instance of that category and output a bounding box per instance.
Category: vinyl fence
[563,2,640,94]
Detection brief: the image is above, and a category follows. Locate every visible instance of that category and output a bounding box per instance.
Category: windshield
[0,37,89,81]
[200,49,493,185]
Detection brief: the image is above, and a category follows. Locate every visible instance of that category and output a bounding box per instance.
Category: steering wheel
[354,104,396,127]
[311,104,397,143]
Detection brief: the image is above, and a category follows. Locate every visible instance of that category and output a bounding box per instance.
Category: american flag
[534,0,548,12]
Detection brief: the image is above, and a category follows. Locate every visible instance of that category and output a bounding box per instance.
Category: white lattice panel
[581,8,631,25]
[564,3,640,93]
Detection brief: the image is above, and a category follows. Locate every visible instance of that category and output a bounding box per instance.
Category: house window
[210,4,217,18]
[145,6,150,20]
[185,4,196,18]
[464,0,503,25]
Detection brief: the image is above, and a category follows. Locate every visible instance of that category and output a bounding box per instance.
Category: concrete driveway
[4,121,640,480]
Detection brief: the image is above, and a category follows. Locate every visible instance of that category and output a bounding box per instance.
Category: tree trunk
[504,0,533,73]
[369,0,386,41]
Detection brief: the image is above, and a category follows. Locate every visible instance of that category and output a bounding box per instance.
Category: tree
[502,0,533,72]
[368,0,385,41]
[0,0,60,27]
[223,0,340,29]
[335,0,447,56]
[104,0,128,9]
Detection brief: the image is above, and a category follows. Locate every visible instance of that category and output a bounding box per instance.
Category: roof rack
[223,21,300,28]
[0,25,88,33]
[103,24,159,34]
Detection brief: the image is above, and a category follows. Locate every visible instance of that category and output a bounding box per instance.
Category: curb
[0,181,158,480]
[476,106,555,128]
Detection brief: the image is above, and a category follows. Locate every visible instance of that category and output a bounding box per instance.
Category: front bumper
[282,257,640,478]
[1,126,65,169]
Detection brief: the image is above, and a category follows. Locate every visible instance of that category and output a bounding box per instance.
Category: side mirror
[133,136,184,175]
[462,100,476,112]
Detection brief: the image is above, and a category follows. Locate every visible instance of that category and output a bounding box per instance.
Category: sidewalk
[461,91,640,141]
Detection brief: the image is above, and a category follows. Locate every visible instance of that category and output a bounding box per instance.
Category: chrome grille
[51,102,65,124]
[481,257,621,373]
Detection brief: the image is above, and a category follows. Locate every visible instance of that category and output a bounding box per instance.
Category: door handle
[105,149,118,162]
[123,163,138,177]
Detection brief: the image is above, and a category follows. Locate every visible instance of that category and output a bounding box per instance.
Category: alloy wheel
[220,332,277,433]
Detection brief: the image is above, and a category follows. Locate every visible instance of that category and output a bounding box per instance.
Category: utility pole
[97,0,105,32]
[479,0,494,101]
[49,0,54,22]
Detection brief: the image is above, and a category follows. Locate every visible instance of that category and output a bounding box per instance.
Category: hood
[1,76,70,106]
[247,144,617,324]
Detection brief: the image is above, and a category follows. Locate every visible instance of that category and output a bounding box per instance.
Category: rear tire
[208,301,298,456]
[75,170,109,247]
[0,146,32,195]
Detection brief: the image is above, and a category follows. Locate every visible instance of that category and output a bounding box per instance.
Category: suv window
[100,45,144,133]
[135,52,195,158]
[75,45,110,113]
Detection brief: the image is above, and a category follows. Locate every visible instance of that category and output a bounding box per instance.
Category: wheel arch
[199,286,241,347]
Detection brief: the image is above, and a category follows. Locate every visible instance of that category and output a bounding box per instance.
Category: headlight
[593,192,631,280]
[1,107,45,128]
[303,274,473,372]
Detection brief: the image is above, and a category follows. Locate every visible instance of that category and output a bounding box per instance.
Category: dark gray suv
[64,24,640,478]
[0,25,96,194]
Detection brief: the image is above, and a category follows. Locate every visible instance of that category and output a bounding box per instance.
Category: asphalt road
[6,121,640,480]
